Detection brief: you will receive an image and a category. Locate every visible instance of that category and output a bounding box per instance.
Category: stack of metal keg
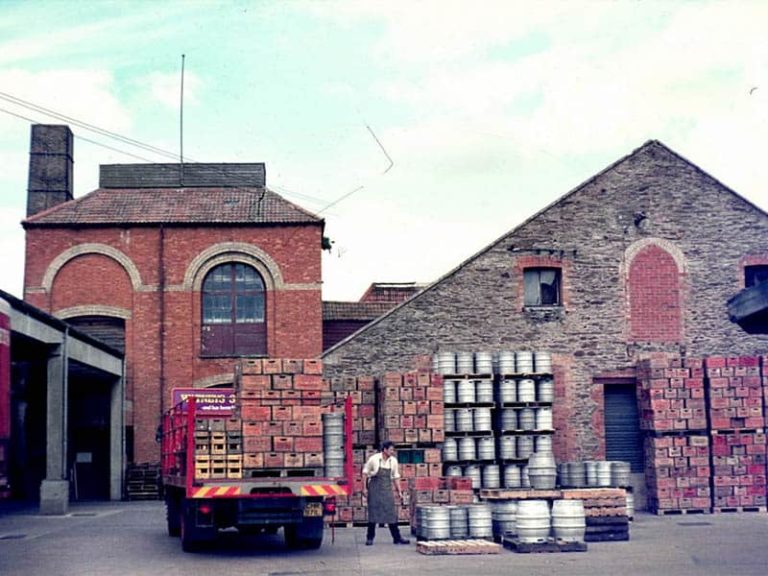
[557,460,631,488]
[436,350,556,492]
[515,499,586,544]
[414,503,493,541]
[321,412,345,478]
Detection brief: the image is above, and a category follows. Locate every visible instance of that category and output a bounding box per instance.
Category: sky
[1,0,767,302]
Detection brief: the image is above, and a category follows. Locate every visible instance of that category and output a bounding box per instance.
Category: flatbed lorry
[160,390,352,552]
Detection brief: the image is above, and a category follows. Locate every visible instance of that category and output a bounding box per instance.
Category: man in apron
[362,441,410,545]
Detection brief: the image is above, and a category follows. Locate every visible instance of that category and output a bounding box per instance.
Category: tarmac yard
[1,501,767,576]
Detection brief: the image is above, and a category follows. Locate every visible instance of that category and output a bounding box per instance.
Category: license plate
[304,503,323,517]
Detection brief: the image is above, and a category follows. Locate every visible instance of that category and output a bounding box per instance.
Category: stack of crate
[377,371,445,445]
[408,476,476,532]
[562,488,629,542]
[408,476,474,509]
[643,434,711,513]
[706,356,766,511]
[235,358,329,476]
[324,375,377,447]
[323,374,377,524]
[636,357,707,432]
[189,358,332,481]
[193,416,243,480]
[378,371,445,522]
[706,356,764,430]
[710,430,767,509]
[638,357,711,513]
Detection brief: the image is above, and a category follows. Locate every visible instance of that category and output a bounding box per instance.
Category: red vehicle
[161,392,352,552]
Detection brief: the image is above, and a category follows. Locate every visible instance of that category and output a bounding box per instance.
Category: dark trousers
[367,522,402,542]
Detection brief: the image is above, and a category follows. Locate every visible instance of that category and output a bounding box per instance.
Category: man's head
[381,440,396,456]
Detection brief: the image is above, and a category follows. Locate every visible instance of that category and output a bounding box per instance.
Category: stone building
[22,124,324,465]
[323,140,768,487]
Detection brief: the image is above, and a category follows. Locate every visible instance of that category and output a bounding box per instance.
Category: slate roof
[322,139,768,356]
[322,301,396,321]
[23,186,322,227]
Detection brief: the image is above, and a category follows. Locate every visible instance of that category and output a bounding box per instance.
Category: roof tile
[23,187,322,226]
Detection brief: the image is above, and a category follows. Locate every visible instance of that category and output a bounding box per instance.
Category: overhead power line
[0,90,394,216]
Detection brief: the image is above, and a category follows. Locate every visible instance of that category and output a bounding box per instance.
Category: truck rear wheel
[166,494,181,537]
[180,511,204,552]
[179,502,215,552]
[284,519,324,550]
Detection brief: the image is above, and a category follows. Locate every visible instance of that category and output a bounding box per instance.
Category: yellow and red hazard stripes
[299,484,349,496]
[191,486,241,498]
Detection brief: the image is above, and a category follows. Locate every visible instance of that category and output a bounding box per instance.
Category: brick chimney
[27,125,74,217]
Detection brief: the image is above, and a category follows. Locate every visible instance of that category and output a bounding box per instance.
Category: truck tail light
[323,497,337,516]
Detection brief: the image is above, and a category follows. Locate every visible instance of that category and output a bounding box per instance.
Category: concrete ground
[1,501,767,576]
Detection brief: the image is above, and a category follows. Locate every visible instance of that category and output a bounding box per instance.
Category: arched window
[201,263,266,356]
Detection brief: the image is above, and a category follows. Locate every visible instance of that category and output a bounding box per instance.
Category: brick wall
[25,224,323,462]
[324,141,768,461]
[628,244,683,342]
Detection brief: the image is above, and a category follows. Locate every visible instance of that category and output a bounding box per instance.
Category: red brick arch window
[628,245,682,342]
[201,263,266,357]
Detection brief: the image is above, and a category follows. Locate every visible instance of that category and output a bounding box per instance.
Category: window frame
[523,267,562,307]
[745,265,768,288]
[200,262,267,357]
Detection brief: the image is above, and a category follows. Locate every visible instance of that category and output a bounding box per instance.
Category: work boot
[393,537,410,544]
[366,538,373,546]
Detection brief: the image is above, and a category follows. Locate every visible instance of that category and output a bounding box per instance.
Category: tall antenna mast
[179,53,185,186]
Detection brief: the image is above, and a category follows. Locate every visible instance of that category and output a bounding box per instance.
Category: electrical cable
[0,90,393,218]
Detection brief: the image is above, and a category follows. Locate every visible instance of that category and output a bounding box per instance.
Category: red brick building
[23,125,324,463]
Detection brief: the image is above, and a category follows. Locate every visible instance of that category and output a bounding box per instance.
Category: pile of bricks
[711,430,767,510]
[636,357,707,432]
[643,434,711,514]
[377,372,445,444]
[705,356,764,430]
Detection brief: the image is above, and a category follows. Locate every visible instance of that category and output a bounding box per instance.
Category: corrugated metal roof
[23,187,322,227]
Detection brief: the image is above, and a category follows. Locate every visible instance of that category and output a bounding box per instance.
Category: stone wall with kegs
[437,350,555,492]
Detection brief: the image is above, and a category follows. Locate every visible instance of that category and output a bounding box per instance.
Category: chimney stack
[27,125,74,217]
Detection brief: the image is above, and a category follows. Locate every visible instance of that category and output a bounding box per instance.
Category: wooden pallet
[712,506,766,514]
[584,531,629,542]
[653,508,710,516]
[503,537,587,553]
[329,520,411,528]
[126,491,161,501]
[417,539,501,555]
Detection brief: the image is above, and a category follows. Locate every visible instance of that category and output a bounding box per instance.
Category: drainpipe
[159,225,166,425]
[61,327,69,482]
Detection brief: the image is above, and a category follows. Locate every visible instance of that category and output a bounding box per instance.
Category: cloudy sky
[1,1,767,301]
